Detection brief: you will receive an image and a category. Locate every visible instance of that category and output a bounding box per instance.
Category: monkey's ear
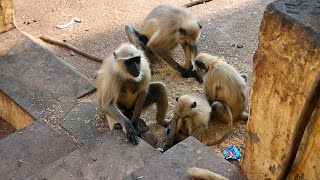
[198,23,202,29]
[176,97,179,102]
[179,28,187,35]
[113,52,117,59]
[191,102,197,108]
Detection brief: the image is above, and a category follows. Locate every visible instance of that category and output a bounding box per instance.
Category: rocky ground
[9,0,275,159]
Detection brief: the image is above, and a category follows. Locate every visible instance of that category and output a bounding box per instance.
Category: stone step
[0,119,78,180]
[125,136,247,180]
[28,129,161,180]
[0,28,96,129]
[59,101,106,148]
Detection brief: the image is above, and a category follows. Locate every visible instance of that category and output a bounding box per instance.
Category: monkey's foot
[133,118,149,134]
[239,112,249,121]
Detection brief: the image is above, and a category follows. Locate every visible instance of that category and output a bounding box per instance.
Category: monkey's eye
[191,102,197,108]
[132,56,140,64]
[179,28,187,35]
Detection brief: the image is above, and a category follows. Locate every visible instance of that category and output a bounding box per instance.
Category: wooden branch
[278,74,320,180]
[40,35,104,63]
[183,0,213,8]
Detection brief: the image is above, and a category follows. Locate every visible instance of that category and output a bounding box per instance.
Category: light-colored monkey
[125,5,203,83]
[96,43,168,144]
[188,167,229,180]
[194,53,249,121]
[164,95,233,150]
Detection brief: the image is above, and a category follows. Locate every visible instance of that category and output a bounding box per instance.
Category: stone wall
[0,0,15,33]
[0,90,34,129]
[241,0,320,179]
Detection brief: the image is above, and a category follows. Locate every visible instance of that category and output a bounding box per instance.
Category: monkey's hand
[190,70,203,83]
[125,121,139,145]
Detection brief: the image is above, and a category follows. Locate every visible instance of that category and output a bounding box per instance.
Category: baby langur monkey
[164,95,233,150]
[125,5,203,83]
[96,43,168,144]
[194,53,249,121]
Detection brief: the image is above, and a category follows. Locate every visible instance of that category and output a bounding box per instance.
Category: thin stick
[183,0,213,8]
[278,74,320,179]
[39,35,104,63]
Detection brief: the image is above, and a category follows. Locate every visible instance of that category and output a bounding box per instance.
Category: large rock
[0,0,15,33]
[241,0,320,179]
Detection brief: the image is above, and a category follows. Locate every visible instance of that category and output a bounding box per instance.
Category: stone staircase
[0,29,246,179]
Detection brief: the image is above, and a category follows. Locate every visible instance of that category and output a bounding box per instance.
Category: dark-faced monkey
[164,95,233,150]
[125,5,203,83]
[194,53,249,121]
[96,43,168,144]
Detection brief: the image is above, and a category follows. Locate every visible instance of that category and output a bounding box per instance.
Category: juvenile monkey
[125,5,202,83]
[164,95,233,150]
[96,43,168,144]
[194,53,249,121]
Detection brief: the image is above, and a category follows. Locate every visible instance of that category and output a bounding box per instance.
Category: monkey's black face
[195,60,207,71]
[125,56,141,77]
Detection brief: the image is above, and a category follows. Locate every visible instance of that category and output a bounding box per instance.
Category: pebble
[237,44,244,48]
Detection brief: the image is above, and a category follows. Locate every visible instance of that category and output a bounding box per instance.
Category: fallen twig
[183,0,213,8]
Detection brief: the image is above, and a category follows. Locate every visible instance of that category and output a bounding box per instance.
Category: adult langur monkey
[194,53,249,121]
[96,43,168,144]
[125,5,203,83]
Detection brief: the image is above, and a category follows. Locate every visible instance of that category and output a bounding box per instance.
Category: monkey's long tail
[39,35,104,63]
[188,167,229,180]
[207,101,233,146]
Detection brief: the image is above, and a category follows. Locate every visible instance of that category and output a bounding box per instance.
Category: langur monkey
[194,53,249,121]
[188,167,229,180]
[96,43,168,144]
[125,5,203,83]
[164,95,233,150]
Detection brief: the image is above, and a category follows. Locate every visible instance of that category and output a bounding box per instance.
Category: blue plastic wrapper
[69,50,76,56]
[222,145,241,160]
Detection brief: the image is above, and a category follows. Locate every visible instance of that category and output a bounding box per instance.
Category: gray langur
[164,95,233,150]
[194,53,249,121]
[125,5,203,83]
[96,43,168,144]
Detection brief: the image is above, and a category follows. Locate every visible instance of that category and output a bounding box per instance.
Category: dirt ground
[11,0,274,159]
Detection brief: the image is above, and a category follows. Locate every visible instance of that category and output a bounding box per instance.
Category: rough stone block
[126,136,246,180]
[0,89,34,129]
[29,129,160,180]
[242,0,320,179]
[0,0,15,33]
[0,119,77,179]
